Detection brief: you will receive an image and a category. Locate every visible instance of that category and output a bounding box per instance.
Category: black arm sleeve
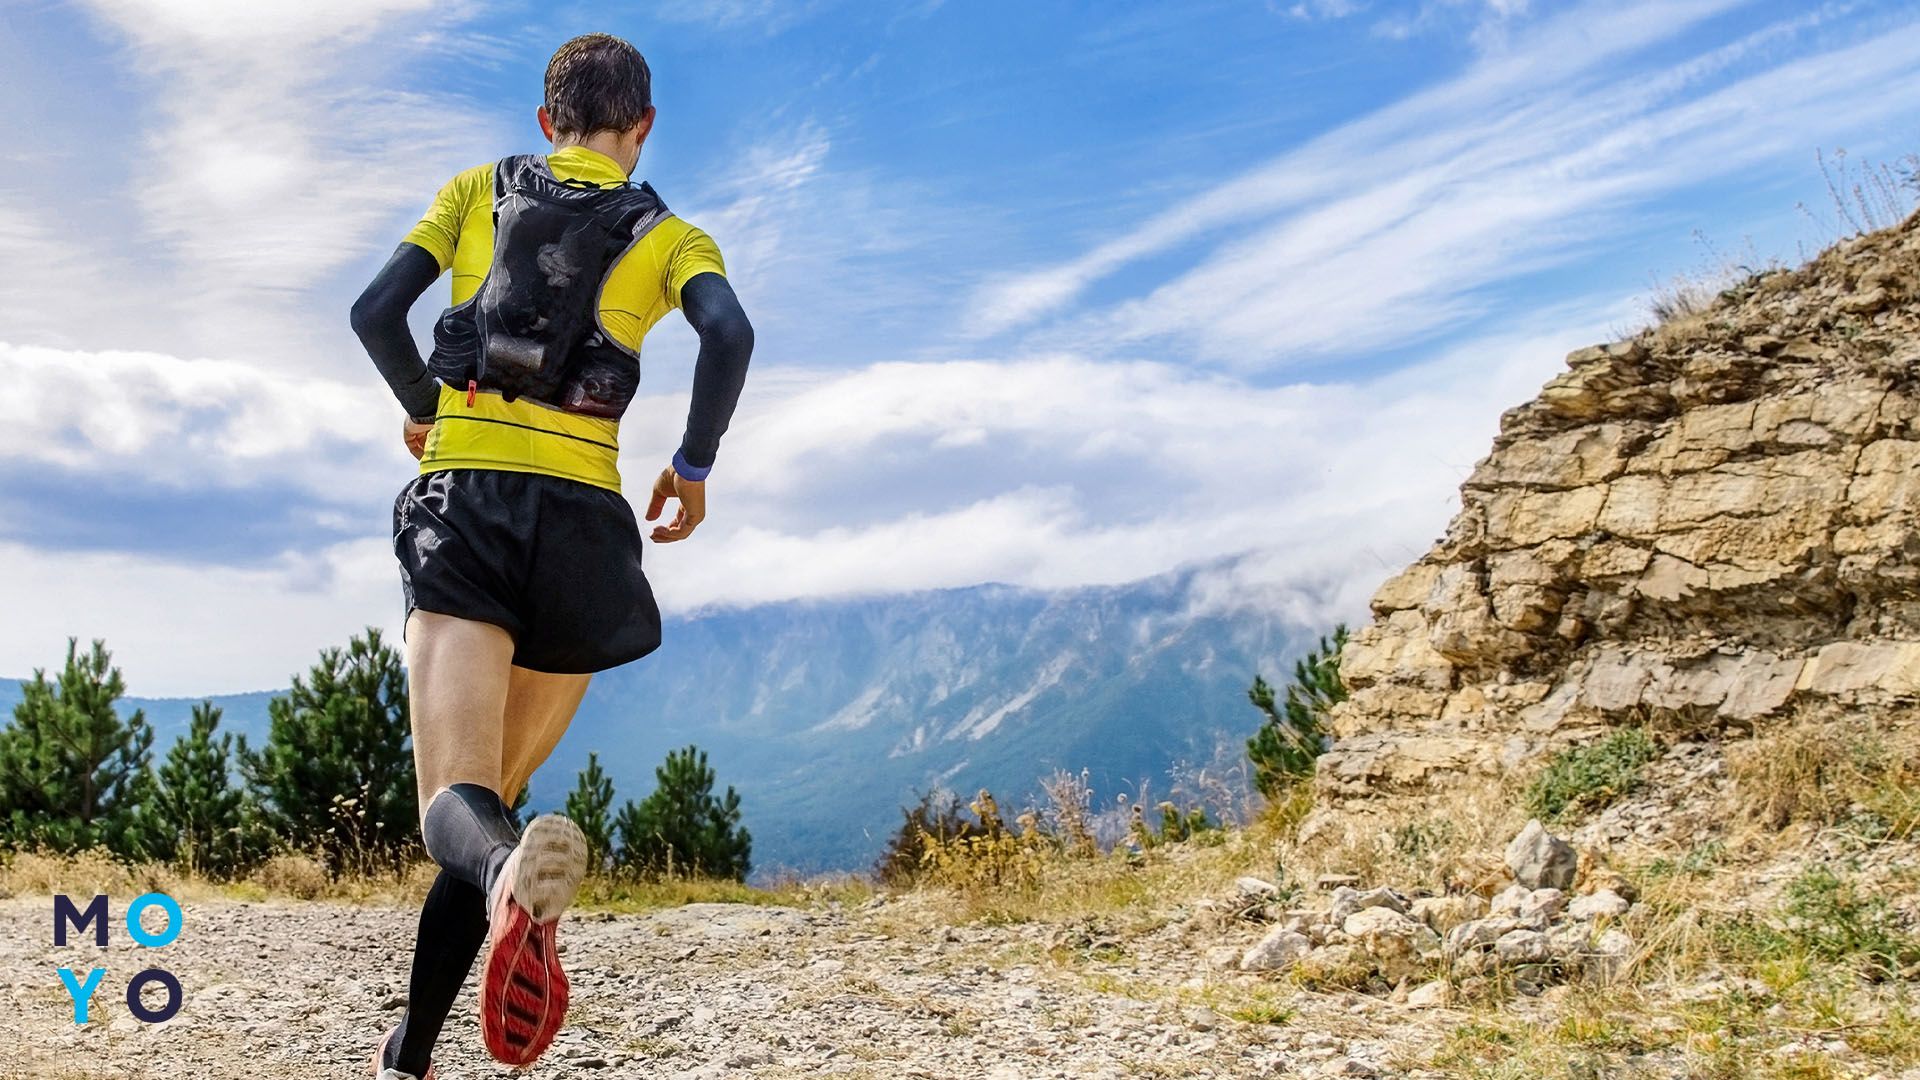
[349,243,444,421]
[676,272,755,471]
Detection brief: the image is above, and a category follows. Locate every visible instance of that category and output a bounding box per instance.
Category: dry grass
[0,846,866,914]
[898,772,1539,930]
[1728,714,1920,838]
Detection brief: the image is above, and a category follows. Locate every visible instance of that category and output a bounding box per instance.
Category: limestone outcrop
[1321,211,1920,797]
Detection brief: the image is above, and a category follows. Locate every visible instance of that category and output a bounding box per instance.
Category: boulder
[1235,876,1280,899]
[1517,888,1568,923]
[1493,929,1553,966]
[1505,820,1578,889]
[1240,927,1313,973]
[1329,886,1408,924]
[1568,890,1630,920]
[1409,894,1487,935]
[1342,907,1442,982]
[1406,979,1452,1008]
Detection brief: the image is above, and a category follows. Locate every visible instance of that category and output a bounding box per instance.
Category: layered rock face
[1321,212,1920,798]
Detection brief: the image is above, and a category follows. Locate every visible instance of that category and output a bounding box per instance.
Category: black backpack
[427,154,674,418]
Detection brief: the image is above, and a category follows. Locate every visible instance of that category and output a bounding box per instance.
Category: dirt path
[0,896,1397,1079]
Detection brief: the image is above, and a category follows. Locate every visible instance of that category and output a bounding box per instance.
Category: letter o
[126,893,182,948]
[126,968,182,1023]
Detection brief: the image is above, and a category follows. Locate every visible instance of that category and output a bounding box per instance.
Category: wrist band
[671,448,712,482]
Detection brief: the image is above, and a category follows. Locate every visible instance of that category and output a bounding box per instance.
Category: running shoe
[478,813,589,1065]
[370,1026,434,1080]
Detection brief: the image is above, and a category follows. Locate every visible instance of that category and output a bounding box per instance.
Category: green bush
[1781,865,1919,978]
[1524,727,1660,821]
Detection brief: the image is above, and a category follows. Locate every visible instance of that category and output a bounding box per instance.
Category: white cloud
[1286,0,1369,20]
[631,316,1601,614]
[67,0,501,369]
[1079,10,1920,367]
[963,0,1920,361]
[0,537,399,697]
[0,312,1606,691]
[0,343,406,494]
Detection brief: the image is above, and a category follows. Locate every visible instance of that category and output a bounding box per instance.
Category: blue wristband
[671,448,712,482]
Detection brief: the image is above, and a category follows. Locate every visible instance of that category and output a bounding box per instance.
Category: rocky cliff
[1321,211,1920,800]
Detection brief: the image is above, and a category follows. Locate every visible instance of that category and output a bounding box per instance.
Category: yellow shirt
[402,145,726,492]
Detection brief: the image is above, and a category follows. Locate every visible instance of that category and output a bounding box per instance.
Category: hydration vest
[427,155,674,419]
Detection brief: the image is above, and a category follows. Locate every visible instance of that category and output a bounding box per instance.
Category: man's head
[538,34,656,174]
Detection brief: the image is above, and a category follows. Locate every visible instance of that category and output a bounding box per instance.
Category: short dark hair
[544,34,652,137]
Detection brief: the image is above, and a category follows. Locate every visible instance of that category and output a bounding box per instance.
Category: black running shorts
[392,469,662,674]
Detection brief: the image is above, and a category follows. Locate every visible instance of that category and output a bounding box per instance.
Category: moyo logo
[53,892,184,1024]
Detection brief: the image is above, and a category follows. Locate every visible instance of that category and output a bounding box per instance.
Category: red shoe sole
[479,899,570,1066]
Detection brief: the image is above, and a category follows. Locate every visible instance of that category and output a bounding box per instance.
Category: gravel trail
[0,897,1343,1079]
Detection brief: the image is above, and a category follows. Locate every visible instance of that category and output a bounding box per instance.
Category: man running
[349,33,753,1079]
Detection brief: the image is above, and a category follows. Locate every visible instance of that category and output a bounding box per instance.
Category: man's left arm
[647,271,754,542]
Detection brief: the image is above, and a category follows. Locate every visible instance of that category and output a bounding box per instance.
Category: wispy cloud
[1069,7,1920,369]
[648,0,834,35]
[70,0,501,366]
[964,0,1915,367]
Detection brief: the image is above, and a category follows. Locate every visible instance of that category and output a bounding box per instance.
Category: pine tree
[1246,625,1348,798]
[242,628,417,869]
[146,702,256,875]
[564,752,615,871]
[0,639,154,853]
[615,745,751,881]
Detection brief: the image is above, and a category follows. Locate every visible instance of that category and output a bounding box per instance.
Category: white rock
[1409,894,1487,934]
[1494,929,1552,965]
[1489,884,1531,917]
[1236,876,1280,898]
[1330,886,1408,924]
[1240,927,1314,972]
[1569,890,1630,920]
[1518,888,1568,922]
[1343,907,1441,982]
[1445,915,1524,957]
[1574,927,1635,985]
[1505,819,1578,890]
[1406,980,1452,1008]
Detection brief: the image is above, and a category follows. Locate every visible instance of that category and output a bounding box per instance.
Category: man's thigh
[500,666,592,803]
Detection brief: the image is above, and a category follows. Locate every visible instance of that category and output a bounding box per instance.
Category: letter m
[54,894,108,947]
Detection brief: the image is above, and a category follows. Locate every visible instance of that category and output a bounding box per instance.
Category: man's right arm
[349,243,443,421]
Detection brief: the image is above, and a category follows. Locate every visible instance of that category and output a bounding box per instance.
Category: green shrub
[1780,865,1919,979]
[1525,728,1660,821]
[1246,626,1347,797]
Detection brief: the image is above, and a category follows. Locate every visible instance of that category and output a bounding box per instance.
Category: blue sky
[0,0,1916,693]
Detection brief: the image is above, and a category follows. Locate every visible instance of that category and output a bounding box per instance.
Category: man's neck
[552,132,638,176]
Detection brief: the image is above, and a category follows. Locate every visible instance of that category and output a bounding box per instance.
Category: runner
[349,33,754,1079]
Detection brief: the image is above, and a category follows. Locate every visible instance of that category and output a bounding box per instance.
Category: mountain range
[2,557,1315,874]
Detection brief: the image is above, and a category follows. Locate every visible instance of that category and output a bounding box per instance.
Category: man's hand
[646,465,706,543]
[402,417,434,460]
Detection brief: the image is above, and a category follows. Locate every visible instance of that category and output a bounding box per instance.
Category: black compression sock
[420,782,520,899]
[389,869,488,1077]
